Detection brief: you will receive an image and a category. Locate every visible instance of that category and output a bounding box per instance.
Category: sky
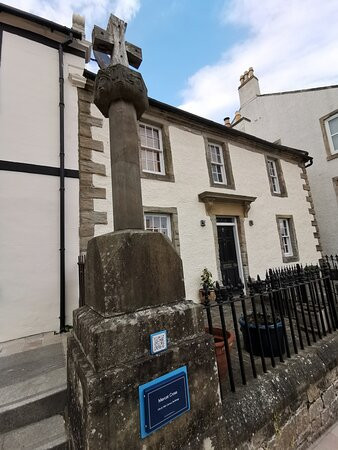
[5,0,338,122]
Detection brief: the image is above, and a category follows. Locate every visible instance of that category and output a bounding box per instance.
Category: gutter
[83,69,311,164]
[58,35,73,333]
[0,3,81,39]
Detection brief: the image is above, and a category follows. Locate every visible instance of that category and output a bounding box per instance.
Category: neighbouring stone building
[0,4,320,341]
[232,68,338,256]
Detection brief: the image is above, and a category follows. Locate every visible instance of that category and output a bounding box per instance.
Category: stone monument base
[67,231,222,449]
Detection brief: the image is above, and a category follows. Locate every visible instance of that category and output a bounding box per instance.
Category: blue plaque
[139,366,190,438]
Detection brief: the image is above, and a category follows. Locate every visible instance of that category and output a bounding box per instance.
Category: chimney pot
[248,67,254,78]
[72,13,85,36]
[224,117,231,127]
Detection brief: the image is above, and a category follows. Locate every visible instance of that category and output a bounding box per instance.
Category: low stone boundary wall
[205,333,338,449]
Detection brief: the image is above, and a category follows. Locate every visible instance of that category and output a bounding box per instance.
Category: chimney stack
[224,117,231,127]
[238,66,260,106]
[239,67,255,87]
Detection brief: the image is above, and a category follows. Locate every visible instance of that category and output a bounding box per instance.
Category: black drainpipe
[305,156,313,168]
[58,35,73,333]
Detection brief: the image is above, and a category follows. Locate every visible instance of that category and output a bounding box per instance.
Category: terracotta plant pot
[199,288,216,303]
[205,327,235,378]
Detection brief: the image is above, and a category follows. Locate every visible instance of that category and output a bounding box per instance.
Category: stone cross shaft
[92,15,149,231]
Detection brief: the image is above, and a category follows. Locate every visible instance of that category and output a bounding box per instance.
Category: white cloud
[179,0,338,122]
[5,0,140,35]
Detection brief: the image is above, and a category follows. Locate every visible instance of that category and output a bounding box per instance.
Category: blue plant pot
[239,317,285,357]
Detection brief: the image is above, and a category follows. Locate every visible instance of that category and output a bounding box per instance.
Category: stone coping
[219,333,338,448]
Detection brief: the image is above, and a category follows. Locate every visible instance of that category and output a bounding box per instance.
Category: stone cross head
[92,14,142,70]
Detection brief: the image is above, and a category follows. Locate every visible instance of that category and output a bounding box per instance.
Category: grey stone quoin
[67,14,222,449]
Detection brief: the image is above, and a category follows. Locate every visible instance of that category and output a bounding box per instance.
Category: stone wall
[206,333,338,450]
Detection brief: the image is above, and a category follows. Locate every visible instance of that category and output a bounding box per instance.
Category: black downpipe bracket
[58,35,73,333]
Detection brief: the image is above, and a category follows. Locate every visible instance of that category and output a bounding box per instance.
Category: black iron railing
[78,254,86,307]
[322,254,338,280]
[202,263,338,397]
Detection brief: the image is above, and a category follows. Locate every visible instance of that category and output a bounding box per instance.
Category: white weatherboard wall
[90,104,319,301]
[0,31,81,341]
[235,85,338,255]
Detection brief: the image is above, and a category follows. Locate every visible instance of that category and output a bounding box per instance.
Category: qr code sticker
[151,331,167,354]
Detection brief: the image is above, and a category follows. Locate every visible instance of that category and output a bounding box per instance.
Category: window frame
[209,143,227,185]
[138,117,175,182]
[265,155,287,197]
[276,215,299,263]
[204,137,235,190]
[139,122,165,175]
[320,109,338,161]
[325,113,338,154]
[144,213,172,239]
[143,206,180,254]
[267,158,281,194]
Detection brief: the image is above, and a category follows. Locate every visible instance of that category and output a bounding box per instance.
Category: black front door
[217,222,241,286]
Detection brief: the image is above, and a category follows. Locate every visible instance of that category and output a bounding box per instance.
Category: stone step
[0,341,67,433]
[0,414,68,450]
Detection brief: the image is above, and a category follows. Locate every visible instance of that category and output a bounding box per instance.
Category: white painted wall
[0,31,82,341]
[90,105,319,302]
[235,81,338,254]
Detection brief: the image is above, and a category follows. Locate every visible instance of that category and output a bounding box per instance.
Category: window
[144,214,171,239]
[144,207,180,253]
[267,159,281,194]
[276,216,299,262]
[205,138,235,189]
[209,143,227,184]
[139,123,165,174]
[326,113,338,153]
[265,156,287,197]
[278,219,293,256]
[320,110,338,160]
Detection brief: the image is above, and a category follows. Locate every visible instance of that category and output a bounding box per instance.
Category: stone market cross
[92,15,143,70]
[67,13,222,449]
[92,14,149,231]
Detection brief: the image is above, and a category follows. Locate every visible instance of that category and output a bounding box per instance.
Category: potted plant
[199,268,216,302]
[239,313,285,357]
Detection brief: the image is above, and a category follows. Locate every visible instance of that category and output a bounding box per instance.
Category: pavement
[308,421,338,450]
[0,332,68,449]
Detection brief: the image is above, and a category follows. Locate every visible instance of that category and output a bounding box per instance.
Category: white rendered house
[0,5,321,342]
[232,68,338,256]
[0,4,90,341]
[80,70,321,303]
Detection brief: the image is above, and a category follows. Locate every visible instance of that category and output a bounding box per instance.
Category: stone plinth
[85,230,185,316]
[67,231,222,449]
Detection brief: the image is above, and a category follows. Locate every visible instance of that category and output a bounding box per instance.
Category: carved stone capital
[94,64,149,118]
